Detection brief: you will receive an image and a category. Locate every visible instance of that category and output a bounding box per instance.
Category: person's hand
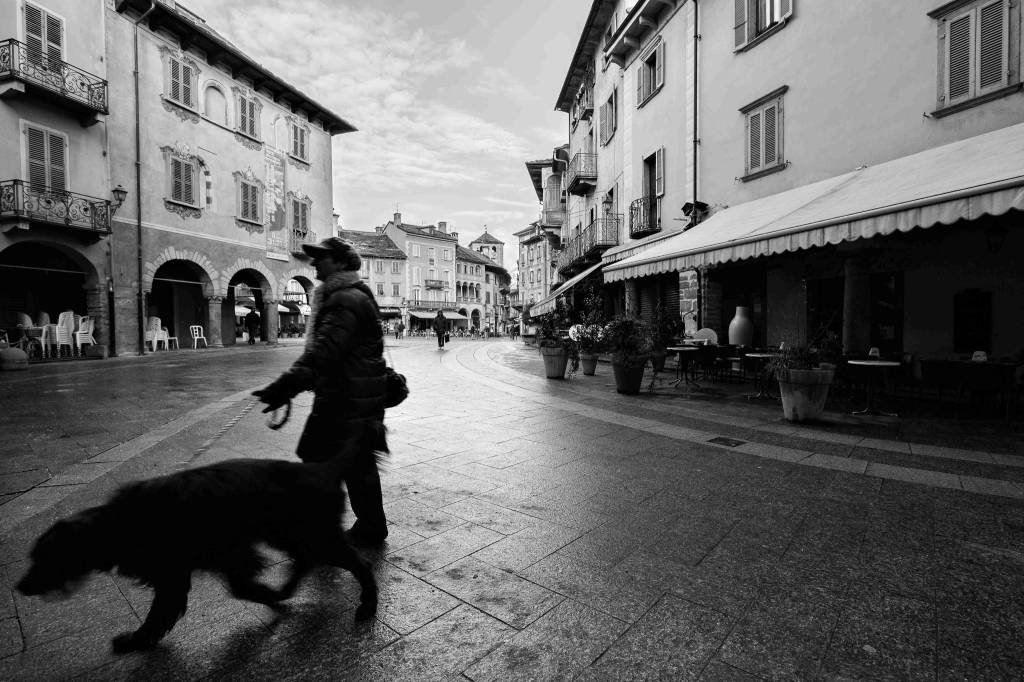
[252,387,289,413]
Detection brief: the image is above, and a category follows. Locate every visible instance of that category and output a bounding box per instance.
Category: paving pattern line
[446,342,1024,500]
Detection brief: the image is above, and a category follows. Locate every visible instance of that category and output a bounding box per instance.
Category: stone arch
[220,257,276,298]
[277,266,316,300]
[143,247,217,296]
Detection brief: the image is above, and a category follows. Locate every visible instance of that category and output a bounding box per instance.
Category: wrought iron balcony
[0,180,111,236]
[540,208,564,227]
[0,39,108,117]
[564,153,597,196]
[557,214,621,274]
[405,299,458,311]
[629,196,660,239]
[571,86,594,125]
[289,229,318,257]
[424,279,445,289]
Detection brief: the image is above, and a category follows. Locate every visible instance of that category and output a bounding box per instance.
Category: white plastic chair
[55,310,75,357]
[146,317,169,351]
[692,327,718,345]
[190,325,208,348]
[74,316,96,354]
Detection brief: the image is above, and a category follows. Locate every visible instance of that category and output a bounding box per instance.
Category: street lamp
[111,184,128,213]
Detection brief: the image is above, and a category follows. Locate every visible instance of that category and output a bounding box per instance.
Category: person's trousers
[436,334,444,348]
[344,459,387,533]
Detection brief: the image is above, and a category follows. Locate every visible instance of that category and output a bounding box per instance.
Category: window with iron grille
[22,122,67,192]
[735,0,794,51]
[236,91,261,139]
[24,3,63,70]
[237,179,261,223]
[932,0,1018,113]
[741,88,786,179]
[636,40,665,107]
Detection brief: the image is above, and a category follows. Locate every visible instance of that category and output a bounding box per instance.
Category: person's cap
[300,237,361,270]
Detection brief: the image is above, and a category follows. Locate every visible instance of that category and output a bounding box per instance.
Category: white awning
[234,306,251,316]
[530,261,603,316]
[408,311,434,319]
[298,304,312,316]
[605,121,1024,283]
[443,311,468,320]
[277,304,290,313]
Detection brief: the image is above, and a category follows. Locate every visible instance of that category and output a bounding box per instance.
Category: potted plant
[650,303,682,373]
[765,343,835,423]
[536,299,571,379]
[568,323,605,375]
[603,314,653,394]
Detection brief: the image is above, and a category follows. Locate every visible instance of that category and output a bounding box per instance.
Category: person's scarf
[304,270,362,352]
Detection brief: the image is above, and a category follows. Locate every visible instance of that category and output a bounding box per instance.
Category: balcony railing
[629,196,660,239]
[0,180,111,235]
[289,229,318,256]
[424,279,445,289]
[571,86,594,125]
[557,214,621,273]
[541,208,564,227]
[406,299,458,311]
[0,39,108,115]
[564,152,597,196]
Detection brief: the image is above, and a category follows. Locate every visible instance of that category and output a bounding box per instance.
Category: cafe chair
[146,317,169,351]
[190,325,208,349]
[74,316,96,354]
[692,328,718,345]
[55,311,75,358]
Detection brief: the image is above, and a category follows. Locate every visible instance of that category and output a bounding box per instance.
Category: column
[263,299,280,345]
[624,280,639,316]
[702,275,723,334]
[842,257,871,354]
[205,295,224,347]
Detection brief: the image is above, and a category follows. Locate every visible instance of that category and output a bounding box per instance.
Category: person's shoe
[346,524,388,547]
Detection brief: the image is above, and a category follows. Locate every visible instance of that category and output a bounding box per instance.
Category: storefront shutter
[639,281,656,324]
[662,274,680,319]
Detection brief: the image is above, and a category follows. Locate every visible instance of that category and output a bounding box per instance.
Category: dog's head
[17,508,115,598]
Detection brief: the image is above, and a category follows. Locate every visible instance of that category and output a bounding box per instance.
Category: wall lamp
[111,184,128,214]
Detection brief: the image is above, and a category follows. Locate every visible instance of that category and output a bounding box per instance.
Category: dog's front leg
[112,572,191,653]
[326,536,378,621]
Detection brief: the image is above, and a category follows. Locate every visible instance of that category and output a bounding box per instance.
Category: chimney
[437,221,447,233]
[393,212,401,226]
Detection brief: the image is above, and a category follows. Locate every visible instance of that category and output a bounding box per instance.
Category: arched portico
[226,266,275,346]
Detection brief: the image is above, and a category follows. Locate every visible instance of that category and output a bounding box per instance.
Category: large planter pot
[650,349,668,372]
[612,357,648,395]
[728,306,754,346]
[539,345,569,379]
[777,368,834,422]
[579,352,599,376]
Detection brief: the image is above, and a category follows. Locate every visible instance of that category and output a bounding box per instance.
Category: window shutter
[655,41,665,89]
[25,3,45,64]
[170,59,182,102]
[734,0,748,48]
[170,158,183,201]
[181,63,193,107]
[977,1,1006,90]
[763,104,777,165]
[48,132,66,191]
[181,161,194,205]
[655,147,665,196]
[291,124,299,156]
[292,199,300,231]
[26,126,48,190]
[45,12,63,65]
[247,100,258,136]
[947,13,974,102]
[779,0,793,21]
[636,65,644,105]
[299,129,307,159]
[748,111,762,170]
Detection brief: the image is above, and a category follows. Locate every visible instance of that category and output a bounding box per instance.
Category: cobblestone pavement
[1,338,1022,680]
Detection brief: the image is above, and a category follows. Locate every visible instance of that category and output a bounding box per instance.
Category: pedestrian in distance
[244,308,260,345]
[395,321,404,341]
[433,310,447,350]
[253,236,389,547]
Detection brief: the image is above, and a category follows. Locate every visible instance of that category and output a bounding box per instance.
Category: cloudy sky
[184,0,590,265]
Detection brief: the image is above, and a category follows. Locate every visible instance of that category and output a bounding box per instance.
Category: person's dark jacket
[432,315,446,335]
[244,310,260,330]
[261,276,387,462]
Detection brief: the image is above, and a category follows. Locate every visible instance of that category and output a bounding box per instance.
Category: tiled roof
[470,230,503,245]
[338,230,407,259]
[456,245,492,265]
[390,221,458,241]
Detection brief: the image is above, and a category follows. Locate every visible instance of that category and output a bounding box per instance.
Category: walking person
[395,321,404,341]
[253,237,389,547]
[244,307,261,345]
[433,310,447,350]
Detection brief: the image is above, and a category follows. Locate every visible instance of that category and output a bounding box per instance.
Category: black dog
[17,451,379,653]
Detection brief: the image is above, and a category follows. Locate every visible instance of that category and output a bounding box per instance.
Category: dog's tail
[316,420,389,485]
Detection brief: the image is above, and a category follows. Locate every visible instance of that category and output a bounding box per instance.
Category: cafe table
[848,359,902,416]
[666,346,700,387]
[744,352,779,400]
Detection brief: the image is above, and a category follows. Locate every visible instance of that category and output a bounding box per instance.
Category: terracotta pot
[539,345,569,379]
[580,352,599,376]
[777,368,834,422]
[612,361,647,395]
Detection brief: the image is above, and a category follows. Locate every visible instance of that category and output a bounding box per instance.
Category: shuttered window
[636,40,665,106]
[24,124,67,191]
[238,180,260,222]
[655,147,665,197]
[745,95,783,175]
[170,157,196,205]
[945,1,1008,105]
[168,56,195,108]
[24,3,63,69]
[237,94,259,138]
[291,124,308,161]
[600,88,617,145]
[735,0,793,49]
[291,198,309,235]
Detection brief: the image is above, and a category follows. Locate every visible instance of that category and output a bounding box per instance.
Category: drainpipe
[134,1,156,355]
[691,0,700,228]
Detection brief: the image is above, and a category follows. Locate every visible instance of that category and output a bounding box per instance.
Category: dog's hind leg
[323,534,378,621]
[112,572,192,653]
